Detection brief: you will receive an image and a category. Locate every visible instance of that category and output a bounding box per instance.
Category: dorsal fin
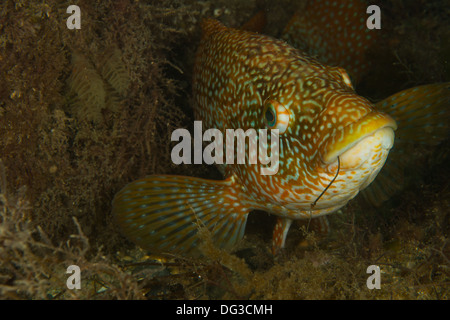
[201,10,267,41]
[201,18,227,39]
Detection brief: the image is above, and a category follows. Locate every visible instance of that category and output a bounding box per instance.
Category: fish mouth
[322,111,397,165]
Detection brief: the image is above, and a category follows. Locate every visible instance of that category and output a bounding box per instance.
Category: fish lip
[322,111,397,164]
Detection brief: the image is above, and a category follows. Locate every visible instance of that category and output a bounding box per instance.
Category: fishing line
[311,156,340,209]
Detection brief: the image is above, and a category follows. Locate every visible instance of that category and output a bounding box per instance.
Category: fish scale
[113,2,450,256]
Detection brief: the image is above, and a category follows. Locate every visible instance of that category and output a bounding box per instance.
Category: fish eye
[263,100,290,134]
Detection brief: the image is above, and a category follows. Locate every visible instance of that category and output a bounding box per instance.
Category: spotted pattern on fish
[113,5,450,256]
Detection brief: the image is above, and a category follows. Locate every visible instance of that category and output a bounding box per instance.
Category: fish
[361,82,450,205]
[282,0,379,83]
[112,5,450,256]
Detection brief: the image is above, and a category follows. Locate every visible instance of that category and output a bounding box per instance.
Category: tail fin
[201,18,227,40]
[112,175,250,256]
[362,82,450,206]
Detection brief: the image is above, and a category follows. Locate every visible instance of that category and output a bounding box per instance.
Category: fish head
[252,65,397,215]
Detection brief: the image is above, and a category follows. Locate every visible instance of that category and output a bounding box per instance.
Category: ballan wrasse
[113,2,450,256]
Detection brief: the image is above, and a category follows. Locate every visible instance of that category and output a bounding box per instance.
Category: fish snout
[336,126,394,172]
[322,112,397,169]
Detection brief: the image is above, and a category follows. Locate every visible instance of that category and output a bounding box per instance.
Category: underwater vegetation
[0,0,449,299]
[0,0,200,299]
